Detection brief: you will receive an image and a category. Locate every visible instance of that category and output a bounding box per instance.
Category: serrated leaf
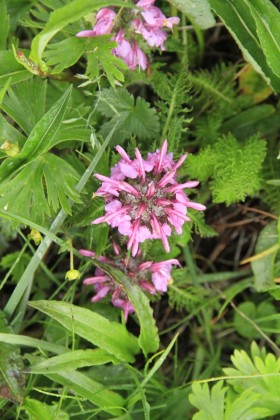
[29,349,118,374]
[210,0,280,92]
[169,0,215,29]
[28,300,140,363]
[189,381,226,420]
[0,154,80,225]
[93,262,160,356]
[1,78,47,134]
[98,88,160,144]
[46,370,124,416]
[44,37,86,73]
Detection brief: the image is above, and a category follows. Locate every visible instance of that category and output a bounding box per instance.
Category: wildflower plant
[1,0,280,419]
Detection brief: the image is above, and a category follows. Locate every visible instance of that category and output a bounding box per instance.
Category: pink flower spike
[165,208,191,222]
[140,281,157,294]
[165,181,200,193]
[151,259,180,270]
[120,181,141,197]
[95,174,121,188]
[91,286,111,302]
[139,261,153,270]
[159,225,170,252]
[112,241,120,255]
[76,30,96,37]
[174,154,187,170]
[186,201,206,211]
[79,249,95,258]
[136,203,146,218]
[135,148,146,183]
[157,170,176,188]
[115,145,132,163]
[146,181,156,198]
[83,276,109,285]
[156,139,168,173]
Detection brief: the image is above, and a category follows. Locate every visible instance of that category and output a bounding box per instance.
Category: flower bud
[0,141,20,157]
[28,228,42,245]
[65,269,80,281]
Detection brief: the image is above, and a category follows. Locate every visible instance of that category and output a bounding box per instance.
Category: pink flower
[76,8,116,37]
[93,140,206,256]
[80,246,179,321]
[112,31,148,70]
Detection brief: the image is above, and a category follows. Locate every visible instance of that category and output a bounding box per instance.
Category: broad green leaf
[94,262,160,356]
[0,0,9,50]
[23,398,69,420]
[252,221,279,291]
[168,0,215,29]
[189,381,226,420]
[29,349,118,374]
[0,86,72,182]
[0,114,26,148]
[29,0,133,67]
[29,300,140,362]
[0,50,31,87]
[210,0,280,92]
[46,370,124,416]
[0,312,25,403]
[245,0,280,78]
[0,333,66,354]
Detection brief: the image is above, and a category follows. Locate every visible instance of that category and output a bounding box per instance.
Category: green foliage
[210,0,280,92]
[190,343,280,419]
[97,87,160,145]
[186,134,267,205]
[169,0,215,29]
[0,154,80,225]
[29,300,140,362]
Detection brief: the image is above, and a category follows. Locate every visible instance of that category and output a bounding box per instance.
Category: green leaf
[209,0,280,92]
[23,398,68,420]
[0,333,66,355]
[44,37,86,74]
[98,88,160,144]
[0,154,80,225]
[168,0,215,29]
[234,301,277,338]
[28,300,140,363]
[29,0,133,67]
[211,134,267,205]
[251,221,279,291]
[29,349,118,374]
[1,78,47,134]
[221,104,280,140]
[0,86,72,182]
[0,0,9,51]
[46,370,124,416]
[0,312,25,403]
[189,381,226,420]
[94,262,160,356]
[86,36,127,85]
[0,113,26,147]
[245,0,280,78]
[0,50,31,87]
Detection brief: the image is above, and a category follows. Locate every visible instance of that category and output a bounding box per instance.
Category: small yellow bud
[65,269,80,281]
[28,228,43,245]
[0,141,20,157]
[168,277,173,285]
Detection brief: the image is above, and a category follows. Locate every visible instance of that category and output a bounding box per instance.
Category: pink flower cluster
[93,140,206,256]
[79,246,180,321]
[76,1,180,70]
